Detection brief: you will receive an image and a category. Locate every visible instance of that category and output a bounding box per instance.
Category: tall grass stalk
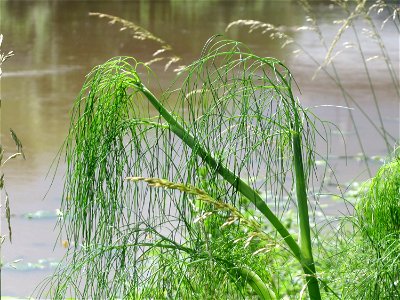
[40,39,333,299]
[0,35,24,244]
[89,12,183,71]
[0,36,25,297]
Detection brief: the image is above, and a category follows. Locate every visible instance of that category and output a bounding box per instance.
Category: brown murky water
[1,1,398,297]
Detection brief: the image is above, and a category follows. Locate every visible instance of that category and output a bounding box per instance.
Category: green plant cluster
[350,154,400,299]
[357,155,400,243]
[35,38,333,299]
[319,153,400,299]
[34,0,399,298]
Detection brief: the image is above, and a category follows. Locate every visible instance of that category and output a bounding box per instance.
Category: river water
[1,0,398,297]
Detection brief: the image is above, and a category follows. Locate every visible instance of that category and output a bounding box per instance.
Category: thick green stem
[292,132,321,299]
[279,71,321,298]
[237,267,277,300]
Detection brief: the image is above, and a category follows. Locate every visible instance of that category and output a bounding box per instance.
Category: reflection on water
[2,65,82,77]
[1,0,398,296]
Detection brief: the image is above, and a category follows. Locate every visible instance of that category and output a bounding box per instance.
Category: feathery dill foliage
[328,152,400,299]
[39,39,333,299]
[357,153,400,243]
[226,0,399,175]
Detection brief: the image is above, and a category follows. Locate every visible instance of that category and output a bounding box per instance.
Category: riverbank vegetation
[34,0,399,299]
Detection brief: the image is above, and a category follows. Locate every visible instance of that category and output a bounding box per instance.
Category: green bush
[357,155,400,244]
[331,153,400,299]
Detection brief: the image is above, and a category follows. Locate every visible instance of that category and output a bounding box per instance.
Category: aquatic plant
[36,38,339,299]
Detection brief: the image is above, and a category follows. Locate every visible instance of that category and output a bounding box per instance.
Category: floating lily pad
[315,160,327,166]
[3,258,59,271]
[22,210,61,220]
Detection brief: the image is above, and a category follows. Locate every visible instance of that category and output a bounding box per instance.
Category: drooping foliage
[38,38,331,299]
[327,152,400,299]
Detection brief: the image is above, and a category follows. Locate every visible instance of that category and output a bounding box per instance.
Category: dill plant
[37,38,339,299]
[30,2,398,297]
[225,2,400,296]
[354,152,400,299]
[358,154,400,243]
[327,152,400,299]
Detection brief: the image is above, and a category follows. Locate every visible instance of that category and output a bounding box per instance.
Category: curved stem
[139,83,321,299]
[111,240,277,299]
[237,267,277,300]
[139,85,302,261]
